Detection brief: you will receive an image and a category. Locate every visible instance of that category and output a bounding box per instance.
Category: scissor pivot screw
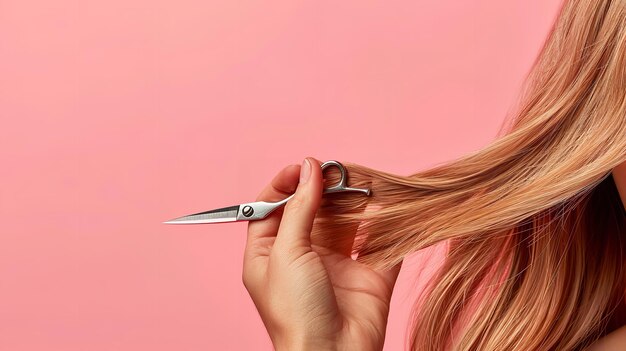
[242,205,254,217]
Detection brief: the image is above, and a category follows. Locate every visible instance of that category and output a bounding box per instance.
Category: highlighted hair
[311,0,626,349]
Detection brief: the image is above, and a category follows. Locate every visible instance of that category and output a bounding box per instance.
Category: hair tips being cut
[310,0,626,349]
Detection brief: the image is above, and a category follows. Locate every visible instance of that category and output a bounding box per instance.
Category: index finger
[246,164,300,242]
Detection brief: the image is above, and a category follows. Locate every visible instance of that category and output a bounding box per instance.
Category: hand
[242,157,403,351]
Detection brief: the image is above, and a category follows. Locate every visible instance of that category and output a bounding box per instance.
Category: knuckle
[286,245,310,261]
[242,276,256,294]
[242,267,254,290]
[242,269,249,288]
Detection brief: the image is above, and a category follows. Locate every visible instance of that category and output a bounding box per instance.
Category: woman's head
[310,0,626,349]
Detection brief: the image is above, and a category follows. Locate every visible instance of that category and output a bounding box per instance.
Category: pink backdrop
[0,1,563,350]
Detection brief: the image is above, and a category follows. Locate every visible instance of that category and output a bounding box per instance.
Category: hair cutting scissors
[163,160,371,224]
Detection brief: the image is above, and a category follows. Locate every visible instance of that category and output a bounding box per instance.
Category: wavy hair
[310,0,626,349]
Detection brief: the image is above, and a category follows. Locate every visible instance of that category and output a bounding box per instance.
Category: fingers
[377,259,403,291]
[355,253,403,293]
[243,163,301,291]
[273,157,323,257]
[246,164,300,243]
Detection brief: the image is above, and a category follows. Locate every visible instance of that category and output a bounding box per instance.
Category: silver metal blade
[163,205,240,224]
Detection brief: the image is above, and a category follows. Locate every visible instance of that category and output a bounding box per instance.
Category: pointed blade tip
[163,219,183,224]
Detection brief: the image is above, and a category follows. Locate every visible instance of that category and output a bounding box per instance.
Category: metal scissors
[163,160,371,224]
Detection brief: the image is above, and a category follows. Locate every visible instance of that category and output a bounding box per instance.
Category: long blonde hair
[310,0,626,349]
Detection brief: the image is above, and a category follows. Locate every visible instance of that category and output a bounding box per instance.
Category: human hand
[242,157,403,351]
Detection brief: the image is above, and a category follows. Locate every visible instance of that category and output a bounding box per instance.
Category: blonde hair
[310,0,626,349]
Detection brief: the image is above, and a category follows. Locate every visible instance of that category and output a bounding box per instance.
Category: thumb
[273,157,323,255]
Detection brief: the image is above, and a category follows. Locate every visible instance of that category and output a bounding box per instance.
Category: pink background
[0,1,563,350]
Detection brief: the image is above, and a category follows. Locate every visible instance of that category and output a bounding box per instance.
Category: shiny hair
[311,0,626,349]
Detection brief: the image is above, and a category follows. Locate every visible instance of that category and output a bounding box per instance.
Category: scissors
[163,160,372,224]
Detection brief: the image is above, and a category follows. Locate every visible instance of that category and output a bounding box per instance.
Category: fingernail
[300,158,311,184]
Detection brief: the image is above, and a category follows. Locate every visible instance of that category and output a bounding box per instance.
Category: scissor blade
[163,205,240,224]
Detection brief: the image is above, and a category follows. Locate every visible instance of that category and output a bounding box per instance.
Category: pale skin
[242,157,402,351]
[243,157,626,351]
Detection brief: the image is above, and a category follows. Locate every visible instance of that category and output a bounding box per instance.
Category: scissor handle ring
[321,160,371,196]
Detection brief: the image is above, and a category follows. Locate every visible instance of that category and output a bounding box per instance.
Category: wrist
[275,341,336,351]
[273,334,337,351]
